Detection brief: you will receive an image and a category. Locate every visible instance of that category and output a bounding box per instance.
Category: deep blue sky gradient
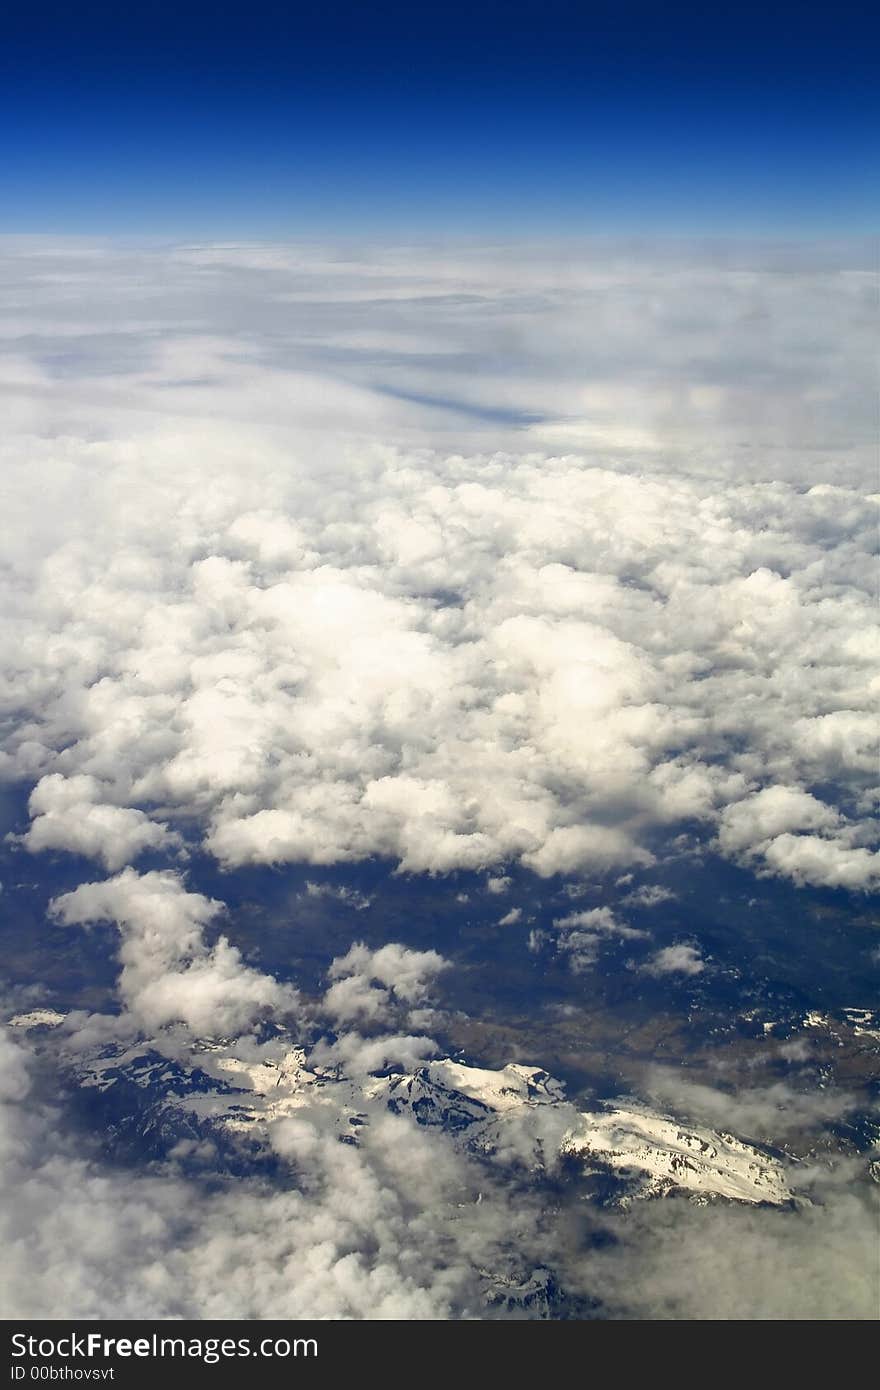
[2,1,877,235]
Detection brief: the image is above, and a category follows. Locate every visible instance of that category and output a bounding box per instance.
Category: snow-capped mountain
[372,1060,792,1205]
[11,1010,794,1209]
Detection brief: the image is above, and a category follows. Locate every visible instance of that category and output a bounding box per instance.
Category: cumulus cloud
[21,773,180,869]
[49,869,296,1035]
[2,439,876,892]
[760,835,880,891]
[322,942,448,1027]
[717,785,880,890]
[307,1031,441,1078]
[642,944,705,977]
[328,942,449,1004]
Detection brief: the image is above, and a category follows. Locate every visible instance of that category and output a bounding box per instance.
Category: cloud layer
[1,239,875,893]
[3,434,876,891]
[0,238,876,1320]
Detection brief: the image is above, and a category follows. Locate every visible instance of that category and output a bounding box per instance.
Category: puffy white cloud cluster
[1,441,876,892]
[717,785,879,890]
[642,944,705,977]
[0,238,875,896]
[323,941,448,1025]
[50,869,297,1036]
[23,773,180,870]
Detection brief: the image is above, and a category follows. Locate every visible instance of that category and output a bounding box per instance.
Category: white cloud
[486,875,511,894]
[21,773,179,869]
[552,907,646,939]
[0,241,874,897]
[49,869,296,1036]
[620,884,676,908]
[718,786,842,853]
[535,906,649,973]
[305,881,372,910]
[760,834,880,891]
[717,787,880,891]
[323,942,449,1026]
[307,1031,441,1077]
[642,944,705,977]
[2,435,876,892]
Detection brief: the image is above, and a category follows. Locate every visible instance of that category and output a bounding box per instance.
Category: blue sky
[2,1,877,237]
